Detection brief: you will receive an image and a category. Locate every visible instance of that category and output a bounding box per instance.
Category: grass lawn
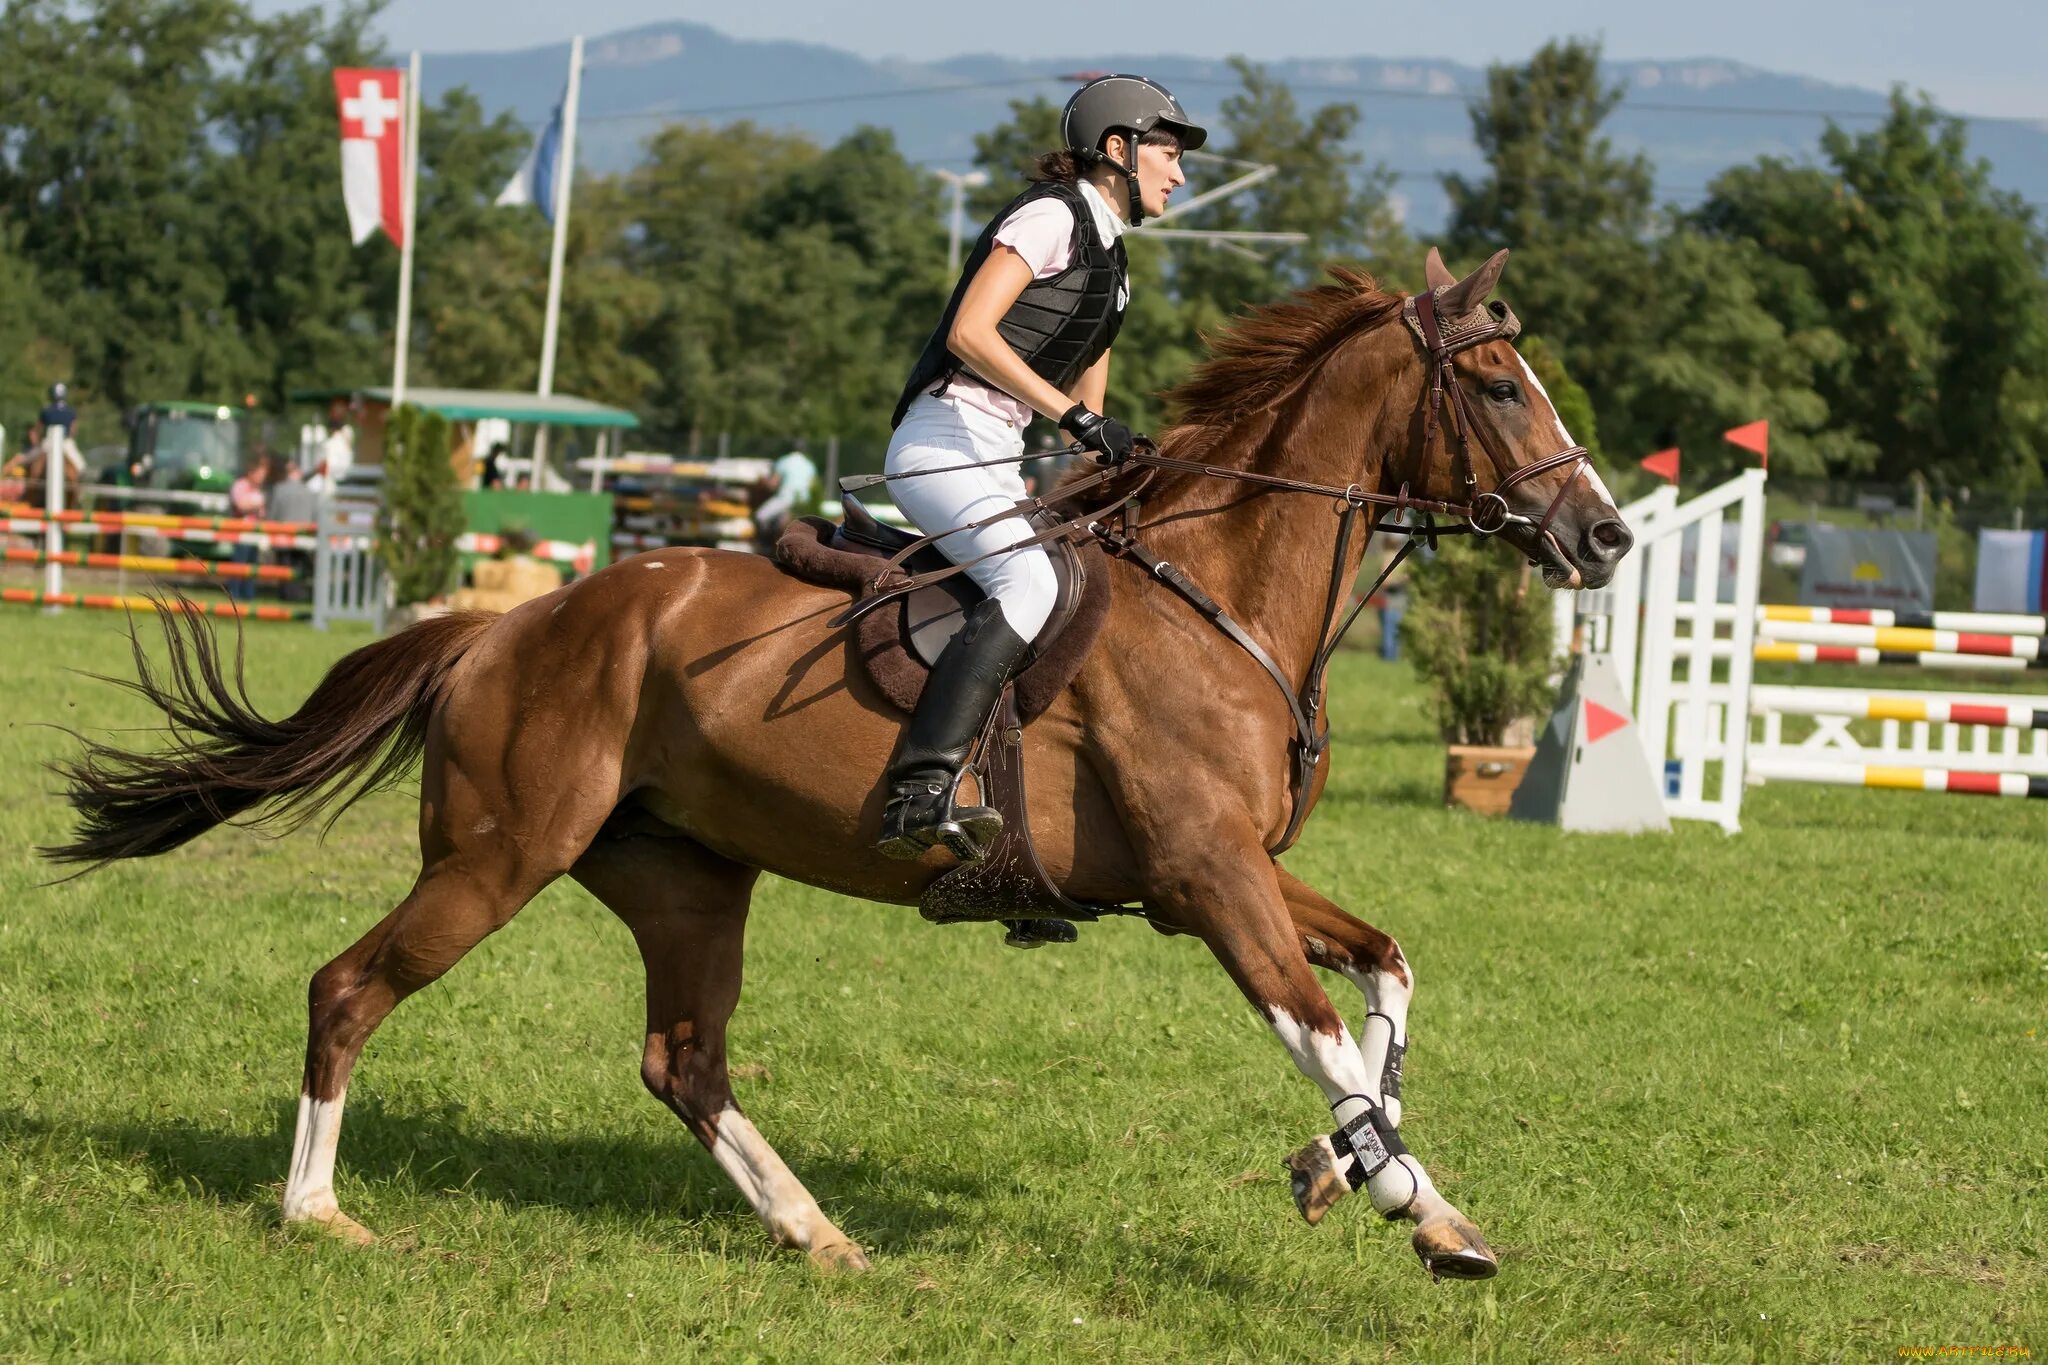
[1,608,2042,1362]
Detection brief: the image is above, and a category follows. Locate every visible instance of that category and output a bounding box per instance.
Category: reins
[835,286,1595,855]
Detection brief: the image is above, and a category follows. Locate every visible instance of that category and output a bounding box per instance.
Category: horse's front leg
[1273,869,1492,1277]
[1277,867,1412,1128]
[1150,836,1496,1281]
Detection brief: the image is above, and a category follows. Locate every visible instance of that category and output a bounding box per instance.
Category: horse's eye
[1488,381,1518,403]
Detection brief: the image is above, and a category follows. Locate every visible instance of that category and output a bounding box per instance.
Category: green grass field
[1,610,2043,1362]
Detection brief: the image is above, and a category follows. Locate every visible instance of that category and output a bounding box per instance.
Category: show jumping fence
[2,479,386,630]
[1557,473,2048,821]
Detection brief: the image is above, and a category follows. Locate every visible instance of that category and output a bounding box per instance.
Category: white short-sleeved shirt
[940,180,1128,428]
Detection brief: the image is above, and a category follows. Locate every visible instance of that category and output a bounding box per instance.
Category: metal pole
[43,423,65,608]
[948,176,965,274]
[824,435,839,505]
[391,50,421,406]
[531,34,584,480]
[931,168,987,275]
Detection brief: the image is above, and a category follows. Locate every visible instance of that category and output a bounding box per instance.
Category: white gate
[1554,469,1769,831]
[312,499,387,631]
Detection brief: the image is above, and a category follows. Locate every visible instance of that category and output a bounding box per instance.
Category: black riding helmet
[1059,74,1207,226]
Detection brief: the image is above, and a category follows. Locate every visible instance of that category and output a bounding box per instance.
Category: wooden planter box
[1444,744,1536,815]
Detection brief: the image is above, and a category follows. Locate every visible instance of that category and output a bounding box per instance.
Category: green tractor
[107,401,252,495]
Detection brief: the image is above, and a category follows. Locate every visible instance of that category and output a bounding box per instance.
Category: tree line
[6,1,2046,496]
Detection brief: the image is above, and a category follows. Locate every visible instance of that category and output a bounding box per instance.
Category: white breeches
[885,395,1058,640]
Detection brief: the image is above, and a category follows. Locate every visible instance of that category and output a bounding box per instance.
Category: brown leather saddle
[773,496,1123,931]
[775,495,1109,723]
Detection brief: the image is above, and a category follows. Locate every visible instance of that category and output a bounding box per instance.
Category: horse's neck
[1136,344,1413,688]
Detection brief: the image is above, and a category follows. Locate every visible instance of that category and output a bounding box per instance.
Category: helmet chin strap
[1120,136,1144,227]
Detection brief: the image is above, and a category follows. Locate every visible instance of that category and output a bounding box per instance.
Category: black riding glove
[1060,404,1136,465]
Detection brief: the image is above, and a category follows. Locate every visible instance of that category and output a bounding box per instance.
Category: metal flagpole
[529,33,583,490]
[391,50,422,407]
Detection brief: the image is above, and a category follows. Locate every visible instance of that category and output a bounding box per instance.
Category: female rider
[877,74,1206,861]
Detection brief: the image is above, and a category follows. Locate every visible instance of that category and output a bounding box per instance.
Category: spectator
[39,382,78,440]
[267,461,317,524]
[15,416,84,506]
[753,443,818,540]
[480,441,509,490]
[266,463,319,602]
[308,398,355,495]
[1378,579,1408,663]
[228,454,274,602]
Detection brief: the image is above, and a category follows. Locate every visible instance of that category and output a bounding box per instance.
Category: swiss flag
[334,68,407,247]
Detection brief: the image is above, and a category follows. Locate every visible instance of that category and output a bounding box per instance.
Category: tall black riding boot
[876,597,1032,861]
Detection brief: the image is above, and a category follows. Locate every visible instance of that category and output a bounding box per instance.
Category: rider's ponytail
[1028,125,1185,185]
[1028,150,1084,183]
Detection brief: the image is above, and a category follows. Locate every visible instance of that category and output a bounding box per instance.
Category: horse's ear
[1436,248,1510,318]
[1423,246,1457,291]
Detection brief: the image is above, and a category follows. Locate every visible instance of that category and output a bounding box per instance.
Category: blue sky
[257,0,2048,118]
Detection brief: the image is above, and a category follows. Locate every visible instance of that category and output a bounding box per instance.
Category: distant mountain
[422,22,2048,231]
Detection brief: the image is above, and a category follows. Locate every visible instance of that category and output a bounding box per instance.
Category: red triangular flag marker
[1639,448,1680,484]
[1724,420,1769,468]
[1583,699,1630,744]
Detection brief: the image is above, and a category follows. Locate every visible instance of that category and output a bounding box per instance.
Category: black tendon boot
[877,598,1032,861]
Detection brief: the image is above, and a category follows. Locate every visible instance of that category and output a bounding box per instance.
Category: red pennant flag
[334,68,408,248]
[1582,699,1630,744]
[1723,420,1769,468]
[1639,448,1680,484]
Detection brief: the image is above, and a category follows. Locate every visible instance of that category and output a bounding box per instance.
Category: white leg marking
[1339,949,1413,1128]
[1265,1008,1448,1218]
[282,1090,346,1222]
[705,1105,832,1249]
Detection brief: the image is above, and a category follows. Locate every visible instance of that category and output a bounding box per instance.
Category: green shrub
[1400,534,1556,746]
[376,404,463,607]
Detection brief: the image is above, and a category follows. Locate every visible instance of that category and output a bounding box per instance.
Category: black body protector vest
[892,180,1129,429]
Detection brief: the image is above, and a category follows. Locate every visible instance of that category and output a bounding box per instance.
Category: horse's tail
[40,599,496,872]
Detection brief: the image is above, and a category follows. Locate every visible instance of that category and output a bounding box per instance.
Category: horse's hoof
[289,1210,377,1247]
[1412,1215,1497,1280]
[1284,1136,1351,1226]
[807,1237,872,1274]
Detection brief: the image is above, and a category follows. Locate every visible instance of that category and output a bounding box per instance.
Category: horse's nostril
[1588,519,1632,556]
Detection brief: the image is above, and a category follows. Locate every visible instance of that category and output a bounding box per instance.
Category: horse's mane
[1158,265,1407,466]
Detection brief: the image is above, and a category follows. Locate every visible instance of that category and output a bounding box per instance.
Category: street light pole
[931,168,989,274]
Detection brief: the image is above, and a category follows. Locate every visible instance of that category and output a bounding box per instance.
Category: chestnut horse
[47,250,1629,1280]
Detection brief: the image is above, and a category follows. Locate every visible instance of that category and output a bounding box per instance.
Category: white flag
[497,95,566,225]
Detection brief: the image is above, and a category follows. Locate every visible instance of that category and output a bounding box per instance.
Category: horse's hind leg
[283,841,575,1241]
[281,851,559,1243]
[571,831,870,1272]
[1276,867,1493,1279]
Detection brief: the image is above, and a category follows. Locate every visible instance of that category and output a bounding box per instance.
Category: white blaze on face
[1516,353,1615,508]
